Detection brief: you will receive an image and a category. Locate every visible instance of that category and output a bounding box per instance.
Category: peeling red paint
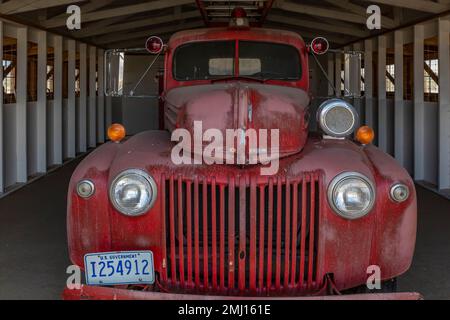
[66,27,417,299]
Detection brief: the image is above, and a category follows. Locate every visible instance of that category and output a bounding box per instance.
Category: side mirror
[104,36,166,97]
[105,49,125,97]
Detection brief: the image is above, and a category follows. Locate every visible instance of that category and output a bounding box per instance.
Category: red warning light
[310,37,330,55]
[231,7,247,19]
[145,36,164,55]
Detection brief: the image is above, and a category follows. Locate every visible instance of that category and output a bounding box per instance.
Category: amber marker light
[356,126,375,145]
[108,123,126,143]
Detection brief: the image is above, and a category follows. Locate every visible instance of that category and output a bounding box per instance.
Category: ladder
[196,0,274,26]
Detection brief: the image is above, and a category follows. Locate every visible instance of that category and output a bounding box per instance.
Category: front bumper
[62,285,422,300]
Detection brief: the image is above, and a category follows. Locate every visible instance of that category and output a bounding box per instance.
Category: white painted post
[364,39,374,128]
[16,27,28,183]
[78,43,87,153]
[0,21,3,193]
[105,96,112,135]
[394,30,406,168]
[89,46,97,148]
[97,49,105,143]
[327,53,334,96]
[438,18,450,191]
[351,42,362,120]
[335,53,341,97]
[36,30,47,173]
[53,35,63,165]
[67,39,76,159]
[378,35,388,152]
[344,47,350,95]
[414,24,425,181]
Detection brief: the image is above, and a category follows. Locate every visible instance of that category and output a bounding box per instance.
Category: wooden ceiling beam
[42,0,195,29]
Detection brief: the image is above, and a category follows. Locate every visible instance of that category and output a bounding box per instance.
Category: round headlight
[317,99,358,137]
[328,172,375,220]
[110,169,157,216]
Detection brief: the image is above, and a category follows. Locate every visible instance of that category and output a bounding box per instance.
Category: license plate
[84,251,155,286]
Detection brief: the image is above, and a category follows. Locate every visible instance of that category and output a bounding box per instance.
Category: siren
[229,7,249,28]
[145,36,164,55]
[232,7,247,18]
[310,37,330,55]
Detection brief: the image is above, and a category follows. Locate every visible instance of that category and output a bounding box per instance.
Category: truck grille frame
[160,172,323,296]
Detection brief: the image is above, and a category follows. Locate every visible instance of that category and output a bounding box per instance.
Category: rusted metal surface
[63,285,423,300]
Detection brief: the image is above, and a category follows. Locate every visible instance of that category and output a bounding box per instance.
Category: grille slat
[238,177,246,291]
[177,176,185,286]
[202,178,209,288]
[228,177,236,289]
[194,177,200,287]
[160,176,168,283]
[275,177,282,289]
[284,179,291,288]
[299,177,307,288]
[163,172,321,295]
[169,176,177,282]
[249,178,257,292]
[219,185,226,290]
[258,184,265,290]
[267,179,274,290]
[186,181,193,285]
[308,174,316,287]
[290,181,298,286]
[211,178,218,290]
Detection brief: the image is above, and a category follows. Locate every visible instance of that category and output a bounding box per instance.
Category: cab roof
[168,27,306,49]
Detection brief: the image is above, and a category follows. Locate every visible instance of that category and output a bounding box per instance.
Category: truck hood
[164,82,310,163]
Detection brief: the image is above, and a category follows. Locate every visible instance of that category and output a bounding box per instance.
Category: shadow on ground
[0,160,80,300]
[398,185,450,300]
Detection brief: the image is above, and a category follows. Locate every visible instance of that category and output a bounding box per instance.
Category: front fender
[67,141,121,267]
[317,143,417,291]
[364,145,417,280]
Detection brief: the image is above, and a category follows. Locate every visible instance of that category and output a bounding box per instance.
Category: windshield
[173,40,302,81]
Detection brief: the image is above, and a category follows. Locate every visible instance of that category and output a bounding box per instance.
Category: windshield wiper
[211,76,265,83]
[262,77,299,82]
[252,72,299,82]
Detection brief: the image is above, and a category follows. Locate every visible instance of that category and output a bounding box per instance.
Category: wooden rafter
[75,10,200,39]
[359,0,450,14]
[0,0,84,14]
[41,0,195,29]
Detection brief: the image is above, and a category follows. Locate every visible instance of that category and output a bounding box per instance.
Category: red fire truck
[63,8,418,300]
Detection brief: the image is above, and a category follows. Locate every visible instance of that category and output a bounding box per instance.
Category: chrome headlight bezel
[328,172,376,220]
[317,99,359,138]
[109,169,157,217]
